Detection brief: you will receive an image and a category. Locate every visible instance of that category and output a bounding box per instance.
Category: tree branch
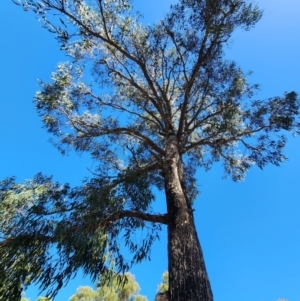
[101,210,169,226]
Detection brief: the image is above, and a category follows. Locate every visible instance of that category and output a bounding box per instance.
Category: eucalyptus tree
[1,0,299,300]
[69,272,147,301]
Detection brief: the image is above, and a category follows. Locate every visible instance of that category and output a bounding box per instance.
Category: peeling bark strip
[164,135,213,301]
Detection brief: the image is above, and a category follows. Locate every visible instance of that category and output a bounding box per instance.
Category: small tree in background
[69,287,97,301]
[69,272,147,301]
[157,272,169,294]
[22,273,146,301]
[1,0,299,300]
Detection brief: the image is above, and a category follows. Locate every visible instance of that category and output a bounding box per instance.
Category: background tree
[69,287,98,301]
[69,272,147,301]
[157,272,169,294]
[155,272,169,301]
[21,273,146,301]
[0,0,299,301]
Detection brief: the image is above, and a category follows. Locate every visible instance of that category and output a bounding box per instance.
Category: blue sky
[0,0,299,301]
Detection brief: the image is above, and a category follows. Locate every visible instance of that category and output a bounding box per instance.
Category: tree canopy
[1,0,299,300]
[69,272,147,301]
[21,272,148,301]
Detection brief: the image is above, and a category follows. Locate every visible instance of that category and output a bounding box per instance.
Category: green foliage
[0,173,160,300]
[157,271,169,293]
[69,272,147,301]
[69,286,98,301]
[2,0,300,299]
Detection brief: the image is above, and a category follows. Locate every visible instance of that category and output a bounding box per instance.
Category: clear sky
[0,0,299,301]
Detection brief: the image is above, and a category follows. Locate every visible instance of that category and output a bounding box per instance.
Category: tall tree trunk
[164,135,213,301]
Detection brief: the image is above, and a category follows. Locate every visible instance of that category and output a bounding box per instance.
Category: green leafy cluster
[69,272,147,301]
[157,271,169,294]
[0,173,160,300]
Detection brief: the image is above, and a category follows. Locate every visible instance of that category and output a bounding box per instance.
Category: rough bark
[164,135,213,301]
[155,292,170,301]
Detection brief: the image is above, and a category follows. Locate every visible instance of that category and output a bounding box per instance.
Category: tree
[69,272,147,301]
[69,287,98,301]
[0,0,299,300]
[21,273,146,301]
[157,272,169,294]
[155,272,169,301]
